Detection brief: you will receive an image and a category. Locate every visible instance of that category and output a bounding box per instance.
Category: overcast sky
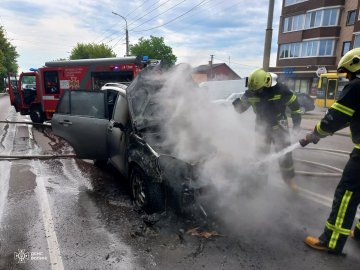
[0,0,282,77]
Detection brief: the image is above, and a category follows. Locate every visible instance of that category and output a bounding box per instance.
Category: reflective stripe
[328,190,353,249]
[269,94,281,101]
[326,221,351,235]
[331,102,355,117]
[354,144,360,149]
[356,222,360,230]
[291,109,301,114]
[280,166,294,172]
[286,94,296,105]
[315,122,330,136]
[43,96,59,101]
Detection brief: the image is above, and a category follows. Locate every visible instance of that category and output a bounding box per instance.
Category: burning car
[51,64,203,214]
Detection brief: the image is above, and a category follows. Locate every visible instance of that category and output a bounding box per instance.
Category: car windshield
[126,70,167,131]
[126,65,198,132]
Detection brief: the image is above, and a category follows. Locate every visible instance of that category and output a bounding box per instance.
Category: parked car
[52,65,203,214]
[295,92,315,114]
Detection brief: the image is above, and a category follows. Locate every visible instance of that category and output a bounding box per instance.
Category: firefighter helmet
[247,68,272,91]
[337,48,360,73]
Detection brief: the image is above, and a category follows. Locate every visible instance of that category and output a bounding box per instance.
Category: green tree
[69,43,116,59]
[130,36,177,68]
[0,26,18,92]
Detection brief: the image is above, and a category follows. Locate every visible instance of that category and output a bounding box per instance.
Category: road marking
[36,175,65,270]
[27,125,33,140]
[274,181,360,219]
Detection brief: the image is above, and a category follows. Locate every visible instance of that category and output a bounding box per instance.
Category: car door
[51,90,109,160]
[107,92,129,176]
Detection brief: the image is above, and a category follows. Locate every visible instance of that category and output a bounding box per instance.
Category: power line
[127,0,173,28]
[129,0,188,31]
[131,0,208,33]
[124,0,148,18]
[214,57,259,68]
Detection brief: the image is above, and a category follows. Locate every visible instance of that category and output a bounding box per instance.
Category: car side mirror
[113,122,127,132]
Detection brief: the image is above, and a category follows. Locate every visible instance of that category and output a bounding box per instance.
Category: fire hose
[0,119,347,177]
[0,154,76,160]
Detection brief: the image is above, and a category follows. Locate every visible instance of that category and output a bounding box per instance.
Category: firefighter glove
[299,132,320,147]
[232,97,241,107]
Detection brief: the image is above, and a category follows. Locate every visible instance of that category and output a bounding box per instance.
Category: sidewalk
[300,105,350,136]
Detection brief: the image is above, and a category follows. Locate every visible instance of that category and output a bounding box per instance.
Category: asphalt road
[0,94,359,270]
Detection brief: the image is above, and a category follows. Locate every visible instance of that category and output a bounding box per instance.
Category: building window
[305,8,340,29]
[284,0,307,7]
[283,14,305,32]
[347,10,356,25]
[342,41,351,56]
[279,39,335,59]
[354,35,360,48]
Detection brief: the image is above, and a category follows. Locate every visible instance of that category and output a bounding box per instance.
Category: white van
[199,79,246,102]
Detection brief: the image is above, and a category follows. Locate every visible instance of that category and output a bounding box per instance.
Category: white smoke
[152,64,274,214]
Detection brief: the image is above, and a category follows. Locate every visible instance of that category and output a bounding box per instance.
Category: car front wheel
[130,166,165,214]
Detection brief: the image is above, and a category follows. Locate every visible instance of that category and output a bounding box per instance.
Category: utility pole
[112,11,129,56]
[210,54,214,80]
[263,0,275,71]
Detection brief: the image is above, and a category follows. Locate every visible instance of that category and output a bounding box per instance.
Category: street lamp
[112,11,129,56]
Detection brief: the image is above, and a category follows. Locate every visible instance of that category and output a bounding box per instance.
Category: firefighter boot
[304,236,330,252]
[351,228,360,241]
[284,177,298,192]
[304,236,343,255]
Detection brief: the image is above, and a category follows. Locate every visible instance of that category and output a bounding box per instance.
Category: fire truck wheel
[30,106,45,123]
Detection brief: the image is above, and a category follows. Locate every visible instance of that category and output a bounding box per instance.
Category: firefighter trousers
[319,151,360,253]
[257,126,295,182]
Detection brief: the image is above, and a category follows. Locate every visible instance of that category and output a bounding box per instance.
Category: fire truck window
[70,91,106,119]
[44,71,60,94]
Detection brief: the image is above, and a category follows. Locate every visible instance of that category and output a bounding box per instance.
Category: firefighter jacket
[314,77,360,153]
[233,82,302,131]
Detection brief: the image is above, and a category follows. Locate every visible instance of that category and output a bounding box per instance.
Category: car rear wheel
[30,106,45,123]
[130,166,165,214]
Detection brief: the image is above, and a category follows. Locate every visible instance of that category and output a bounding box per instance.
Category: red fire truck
[8,56,147,123]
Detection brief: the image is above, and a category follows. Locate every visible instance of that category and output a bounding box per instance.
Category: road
[0,94,359,270]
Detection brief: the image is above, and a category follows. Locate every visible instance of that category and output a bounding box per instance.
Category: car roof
[100,83,127,95]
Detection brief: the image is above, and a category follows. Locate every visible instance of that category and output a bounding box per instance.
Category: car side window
[113,94,128,124]
[56,90,107,118]
[71,91,106,118]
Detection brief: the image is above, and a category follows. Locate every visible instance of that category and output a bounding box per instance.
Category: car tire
[30,106,45,123]
[94,159,108,168]
[130,166,165,214]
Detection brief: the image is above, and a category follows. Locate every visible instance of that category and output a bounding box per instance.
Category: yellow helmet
[247,68,272,91]
[337,48,360,73]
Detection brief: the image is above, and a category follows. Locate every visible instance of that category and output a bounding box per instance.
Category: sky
[0,0,282,77]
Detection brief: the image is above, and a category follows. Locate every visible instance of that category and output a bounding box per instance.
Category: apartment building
[269,0,360,96]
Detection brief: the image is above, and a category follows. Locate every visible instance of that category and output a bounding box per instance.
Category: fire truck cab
[8,56,147,123]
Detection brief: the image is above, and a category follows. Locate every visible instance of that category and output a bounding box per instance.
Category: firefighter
[232,68,302,191]
[302,47,360,255]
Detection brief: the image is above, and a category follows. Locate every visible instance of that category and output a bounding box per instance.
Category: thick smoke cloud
[152,64,277,214]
